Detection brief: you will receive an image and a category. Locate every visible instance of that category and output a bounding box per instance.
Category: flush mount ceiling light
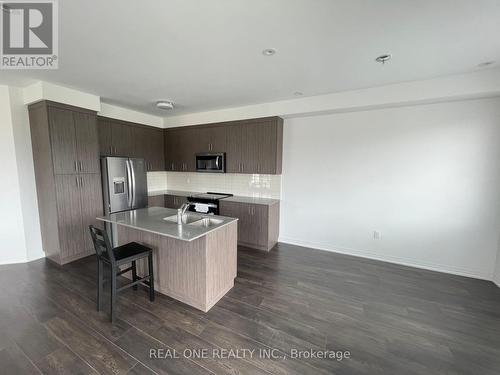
[293,91,303,96]
[477,61,496,67]
[375,54,392,64]
[156,100,174,110]
[262,48,276,56]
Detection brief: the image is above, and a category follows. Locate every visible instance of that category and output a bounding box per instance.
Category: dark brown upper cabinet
[48,105,100,175]
[133,126,165,171]
[97,116,164,171]
[97,117,134,157]
[193,124,227,154]
[165,128,196,172]
[111,121,134,157]
[164,117,282,175]
[225,117,283,174]
[74,112,100,173]
[49,107,78,174]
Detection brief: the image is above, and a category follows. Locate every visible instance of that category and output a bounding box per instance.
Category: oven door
[188,201,218,215]
[196,153,225,173]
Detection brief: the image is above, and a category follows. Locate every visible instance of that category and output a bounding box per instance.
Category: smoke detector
[156,100,174,110]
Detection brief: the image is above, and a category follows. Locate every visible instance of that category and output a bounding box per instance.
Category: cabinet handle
[75,176,79,188]
[79,160,83,172]
[171,162,174,171]
[80,176,84,188]
[74,161,78,172]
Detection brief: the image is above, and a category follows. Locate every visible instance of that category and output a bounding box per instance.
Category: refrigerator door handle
[126,159,133,208]
[130,159,136,208]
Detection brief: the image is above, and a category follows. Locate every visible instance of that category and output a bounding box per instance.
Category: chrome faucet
[177,203,190,224]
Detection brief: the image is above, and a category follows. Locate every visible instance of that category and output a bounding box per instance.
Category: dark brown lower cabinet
[219,200,279,251]
[54,175,85,260]
[148,195,166,207]
[165,194,189,209]
[52,173,102,264]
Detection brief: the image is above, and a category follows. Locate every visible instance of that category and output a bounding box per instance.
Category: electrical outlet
[373,231,381,240]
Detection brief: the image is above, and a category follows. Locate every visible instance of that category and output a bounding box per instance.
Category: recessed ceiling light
[477,61,495,67]
[156,100,174,110]
[262,48,276,56]
[375,54,392,64]
[293,91,303,96]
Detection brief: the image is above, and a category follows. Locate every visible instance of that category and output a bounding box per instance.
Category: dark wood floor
[1,243,500,375]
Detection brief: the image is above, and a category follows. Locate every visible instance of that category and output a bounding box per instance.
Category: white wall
[163,68,500,127]
[9,87,44,261]
[280,97,500,280]
[0,86,31,264]
[494,241,500,287]
[99,102,163,128]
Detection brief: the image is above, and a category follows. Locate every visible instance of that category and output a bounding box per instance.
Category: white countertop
[97,207,237,242]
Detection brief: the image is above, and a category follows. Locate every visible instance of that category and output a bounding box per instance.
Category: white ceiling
[1,0,499,115]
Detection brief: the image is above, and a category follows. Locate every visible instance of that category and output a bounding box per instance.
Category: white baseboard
[278,236,493,281]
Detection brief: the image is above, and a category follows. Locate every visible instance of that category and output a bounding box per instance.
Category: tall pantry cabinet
[29,101,103,265]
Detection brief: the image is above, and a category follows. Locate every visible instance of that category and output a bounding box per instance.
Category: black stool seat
[111,242,152,264]
[89,225,155,322]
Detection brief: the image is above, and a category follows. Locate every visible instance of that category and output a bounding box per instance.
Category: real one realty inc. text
[150,348,351,361]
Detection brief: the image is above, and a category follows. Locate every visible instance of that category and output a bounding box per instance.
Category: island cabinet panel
[117,220,237,312]
[29,101,102,265]
[219,200,280,251]
[165,116,283,174]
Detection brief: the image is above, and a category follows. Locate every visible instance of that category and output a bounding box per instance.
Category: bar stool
[89,225,155,322]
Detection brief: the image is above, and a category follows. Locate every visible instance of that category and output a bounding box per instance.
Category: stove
[187,192,233,215]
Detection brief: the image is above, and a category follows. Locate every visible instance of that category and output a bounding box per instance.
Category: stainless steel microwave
[196,153,225,173]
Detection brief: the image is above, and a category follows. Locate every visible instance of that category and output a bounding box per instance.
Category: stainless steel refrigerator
[101,157,148,243]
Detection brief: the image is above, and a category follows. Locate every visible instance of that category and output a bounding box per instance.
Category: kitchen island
[98,207,237,312]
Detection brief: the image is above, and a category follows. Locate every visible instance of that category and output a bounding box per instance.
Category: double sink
[163,213,224,228]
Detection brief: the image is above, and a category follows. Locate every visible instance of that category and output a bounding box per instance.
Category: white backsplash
[147,171,281,199]
[147,171,168,192]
